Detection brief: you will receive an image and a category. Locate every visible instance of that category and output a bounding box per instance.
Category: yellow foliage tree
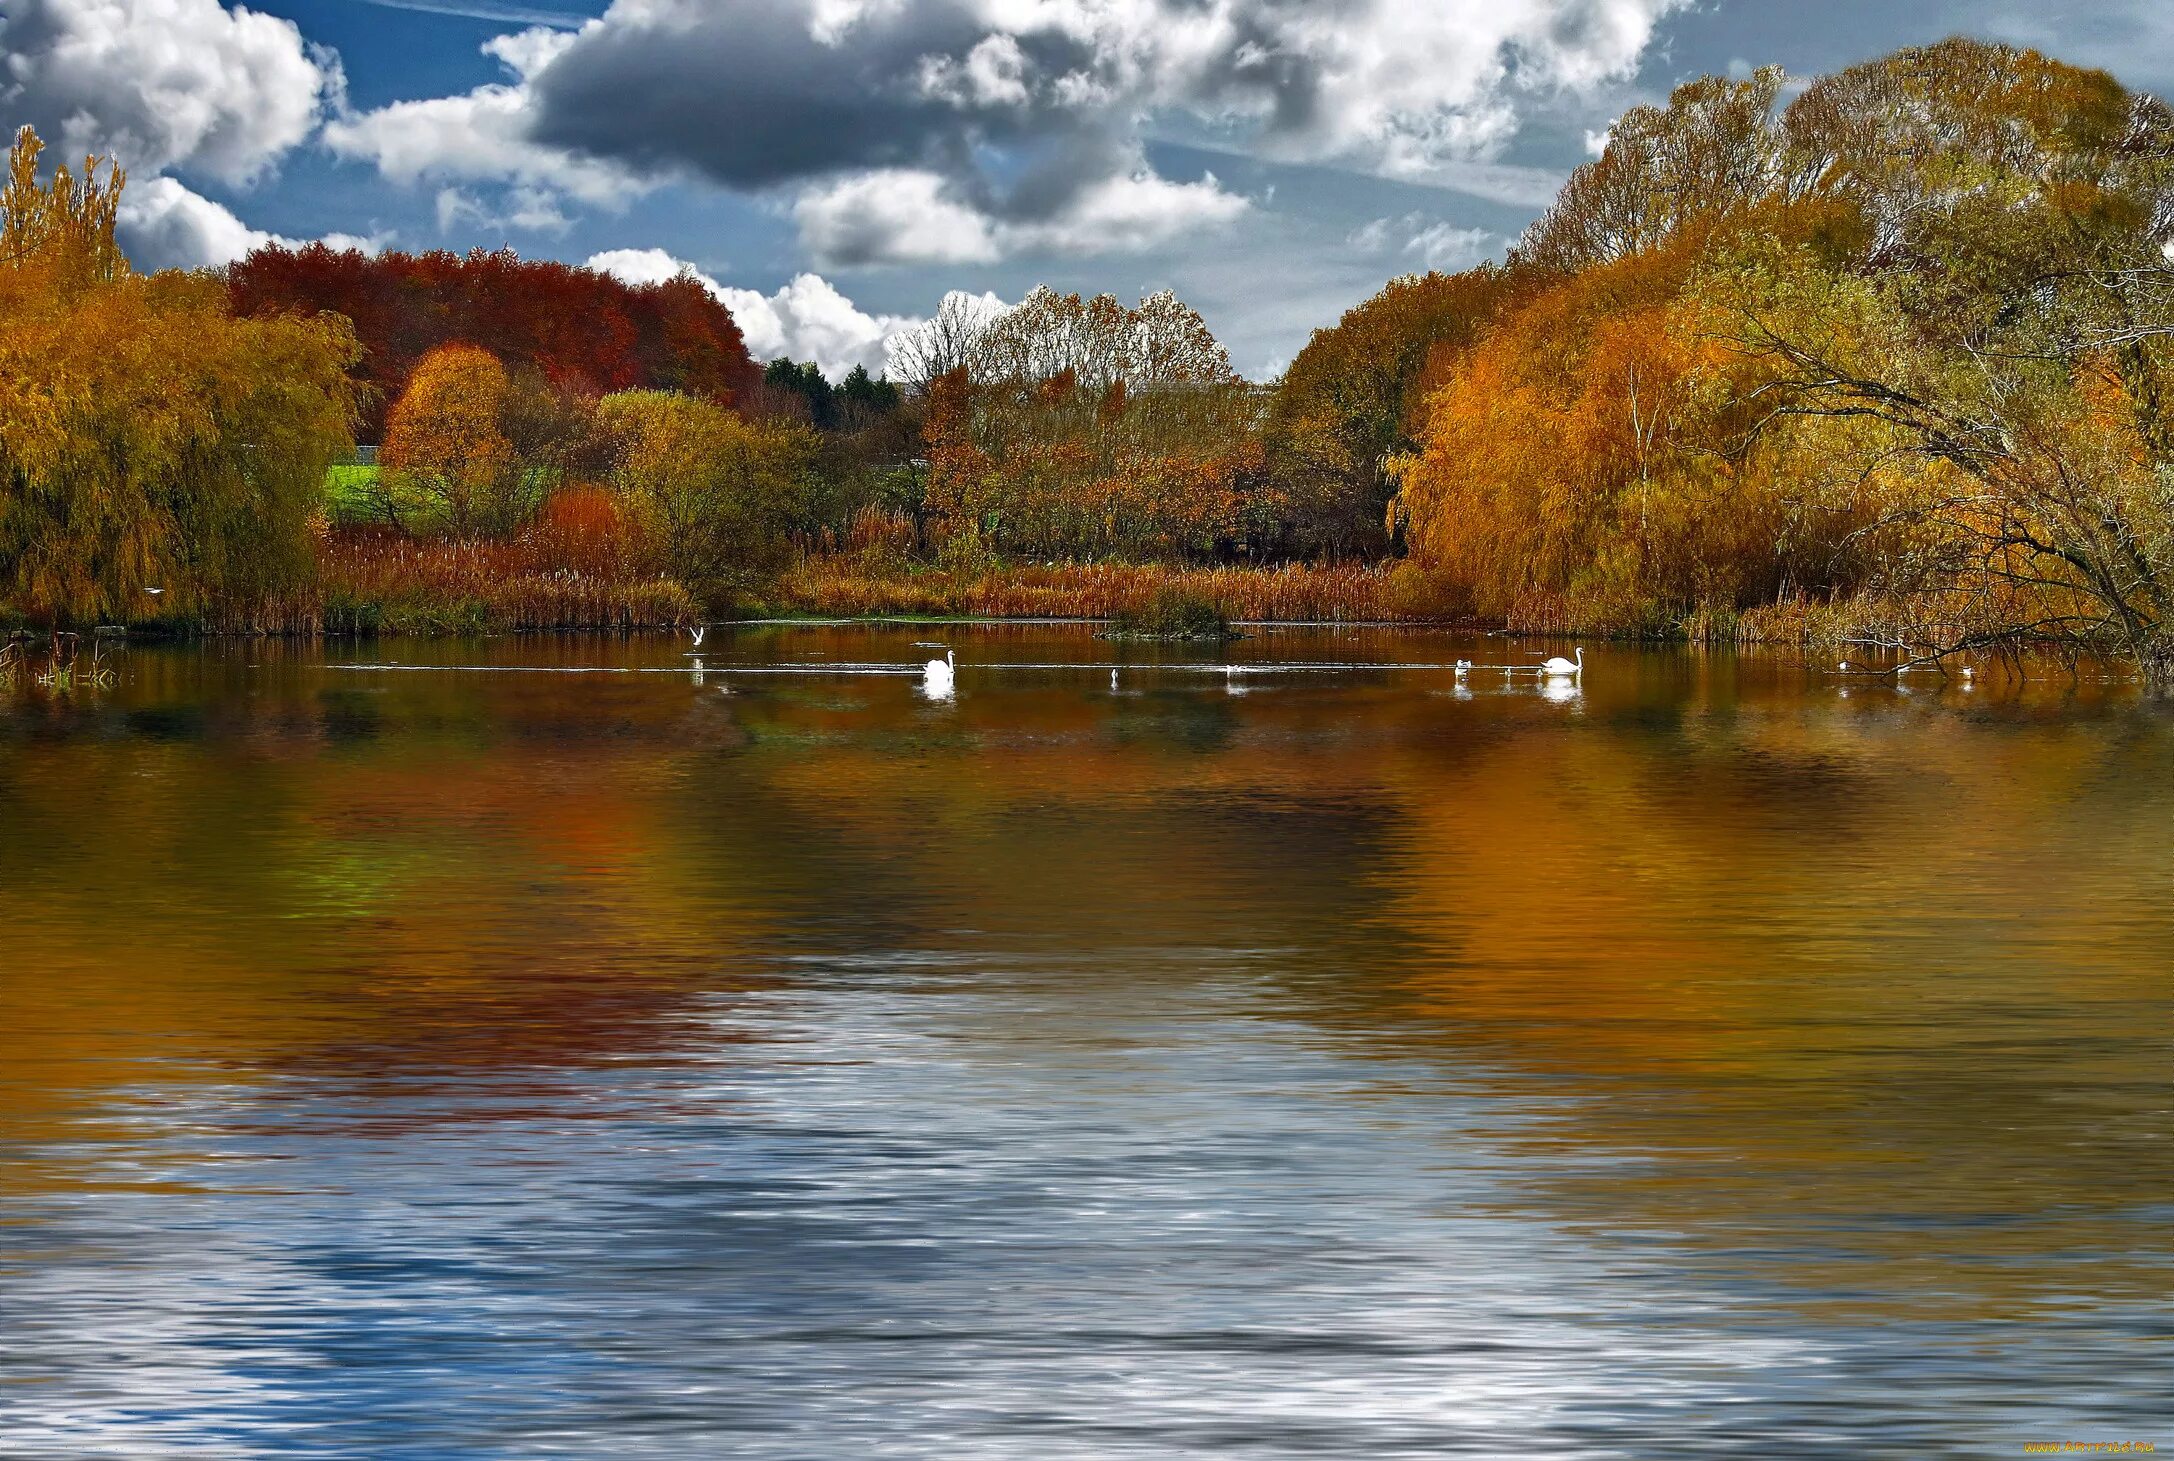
[596,390,820,605]
[0,127,356,627]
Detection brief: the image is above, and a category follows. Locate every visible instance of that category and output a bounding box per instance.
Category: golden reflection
[1,628,2168,1319]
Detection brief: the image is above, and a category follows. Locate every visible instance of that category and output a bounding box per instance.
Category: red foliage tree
[227,244,759,439]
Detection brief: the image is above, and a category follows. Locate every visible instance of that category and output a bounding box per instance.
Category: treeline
[365,341,821,605]
[4,35,2171,677]
[228,244,760,438]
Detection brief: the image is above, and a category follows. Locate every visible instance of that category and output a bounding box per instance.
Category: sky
[5,0,2172,379]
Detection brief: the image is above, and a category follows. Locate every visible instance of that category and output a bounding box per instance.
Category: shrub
[1106,588,1232,641]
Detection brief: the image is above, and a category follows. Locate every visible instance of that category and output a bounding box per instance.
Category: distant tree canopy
[227,244,761,439]
[1,127,356,627]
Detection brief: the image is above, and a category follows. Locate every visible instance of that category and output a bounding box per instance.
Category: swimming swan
[1539,647,1584,678]
[924,649,956,696]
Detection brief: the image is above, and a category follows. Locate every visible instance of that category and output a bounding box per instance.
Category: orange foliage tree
[1393,38,2174,661]
[1266,265,1538,557]
[228,245,760,439]
[378,344,522,537]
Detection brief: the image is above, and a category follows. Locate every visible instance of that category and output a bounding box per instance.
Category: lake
[1,625,2168,1458]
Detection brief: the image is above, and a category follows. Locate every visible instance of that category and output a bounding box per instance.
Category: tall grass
[315,526,695,635]
[776,551,1452,623]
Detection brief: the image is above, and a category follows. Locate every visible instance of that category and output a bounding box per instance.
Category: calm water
[1,626,2169,1458]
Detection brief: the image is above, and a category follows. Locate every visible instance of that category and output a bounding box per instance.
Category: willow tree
[1266,265,1535,557]
[0,126,358,627]
[1711,42,2174,682]
[1389,40,2174,671]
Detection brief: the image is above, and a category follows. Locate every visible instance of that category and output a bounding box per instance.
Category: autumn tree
[1680,43,2168,678]
[902,286,1270,559]
[1388,38,2174,673]
[1392,239,1849,628]
[228,245,761,439]
[1515,68,1786,276]
[376,345,527,536]
[596,391,821,605]
[1,127,357,627]
[0,126,125,284]
[1266,266,1535,557]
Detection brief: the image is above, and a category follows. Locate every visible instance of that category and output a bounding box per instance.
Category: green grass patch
[326,465,382,525]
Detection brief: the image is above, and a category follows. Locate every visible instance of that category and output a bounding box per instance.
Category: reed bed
[315,527,696,635]
[776,554,1450,623]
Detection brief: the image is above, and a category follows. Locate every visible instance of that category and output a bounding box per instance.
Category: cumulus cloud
[789,163,1246,265]
[792,171,1000,266]
[328,0,1684,262]
[587,247,1007,379]
[0,0,330,184]
[116,176,384,268]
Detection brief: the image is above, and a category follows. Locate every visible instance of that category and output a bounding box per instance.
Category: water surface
[2,626,2169,1457]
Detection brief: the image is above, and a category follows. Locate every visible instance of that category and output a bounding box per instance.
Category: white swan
[1454,659,1472,681]
[689,624,706,648]
[923,649,955,698]
[1538,647,1583,677]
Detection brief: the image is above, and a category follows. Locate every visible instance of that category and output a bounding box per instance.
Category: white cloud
[918,33,1032,107]
[115,176,385,268]
[117,177,287,267]
[1018,169,1249,255]
[792,171,1001,266]
[322,25,644,216]
[0,0,331,184]
[323,0,1683,260]
[433,182,574,235]
[793,164,1248,266]
[1404,221,1493,269]
[719,274,928,379]
[586,247,1007,381]
[585,246,696,289]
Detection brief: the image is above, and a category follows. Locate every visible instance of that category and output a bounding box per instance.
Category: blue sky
[6,0,2171,377]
